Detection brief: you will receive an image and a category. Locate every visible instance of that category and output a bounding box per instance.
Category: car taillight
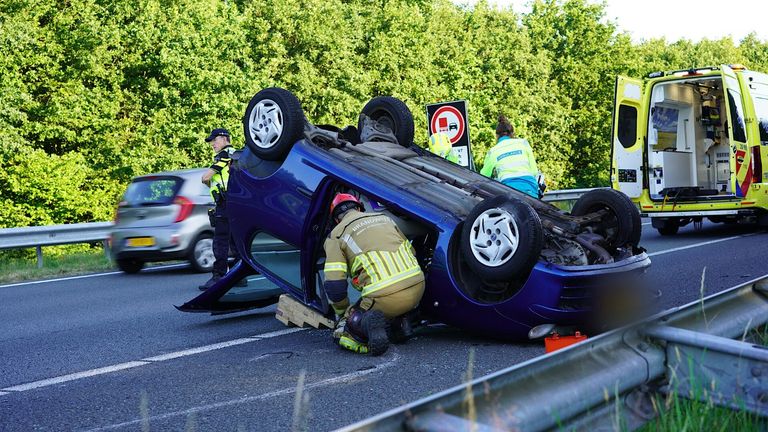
[173,196,194,223]
[752,146,762,184]
[113,201,126,224]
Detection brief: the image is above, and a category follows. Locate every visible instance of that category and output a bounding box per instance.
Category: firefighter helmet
[330,193,363,220]
[428,132,452,158]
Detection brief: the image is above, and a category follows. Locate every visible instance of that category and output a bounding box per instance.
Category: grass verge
[0,248,114,285]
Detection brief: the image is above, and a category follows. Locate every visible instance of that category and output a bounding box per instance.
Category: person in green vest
[480,115,540,198]
[199,128,247,290]
[428,132,459,163]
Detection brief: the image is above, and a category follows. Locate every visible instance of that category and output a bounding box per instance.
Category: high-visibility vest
[209,146,235,200]
[323,210,424,298]
[480,136,538,182]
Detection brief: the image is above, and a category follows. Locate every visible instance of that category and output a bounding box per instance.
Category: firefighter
[480,115,540,198]
[428,132,459,163]
[323,193,425,355]
[199,128,247,290]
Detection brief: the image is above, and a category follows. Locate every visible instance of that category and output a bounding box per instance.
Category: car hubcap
[248,98,284,149]
[469,208,519,267]
[195,238,214,268]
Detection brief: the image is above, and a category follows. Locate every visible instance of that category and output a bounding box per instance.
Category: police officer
[480,115,541,198]
[199,128,246,290]
[428,132,459,163]
[323,193,425,355]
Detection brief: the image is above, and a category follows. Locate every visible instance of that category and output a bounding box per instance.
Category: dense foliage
[1,0,766,228]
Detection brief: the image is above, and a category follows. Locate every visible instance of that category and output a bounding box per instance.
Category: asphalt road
[1,220,766,431]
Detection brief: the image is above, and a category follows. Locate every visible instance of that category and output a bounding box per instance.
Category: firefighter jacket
[480,136,538,183]
[323,210,424,299]
[209,145,235,202]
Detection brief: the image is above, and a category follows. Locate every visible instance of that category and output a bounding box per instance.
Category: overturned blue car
[178,87,651,340]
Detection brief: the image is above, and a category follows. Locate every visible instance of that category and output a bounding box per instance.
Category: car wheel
[189,233,214,273]
[571,189,642,249]
[461,195,543,282]
[358,96,414,147]
[243,87,306,161]
[117,258,144,274]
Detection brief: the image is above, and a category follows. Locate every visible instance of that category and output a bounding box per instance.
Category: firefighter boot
[361,310,389,356]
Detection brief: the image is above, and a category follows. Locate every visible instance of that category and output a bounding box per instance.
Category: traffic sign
[426,100,473,169]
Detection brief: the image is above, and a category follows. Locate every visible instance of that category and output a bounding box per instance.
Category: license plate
[126,237,155,247]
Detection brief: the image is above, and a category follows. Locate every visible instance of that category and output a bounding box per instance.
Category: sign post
[426,100,474,170]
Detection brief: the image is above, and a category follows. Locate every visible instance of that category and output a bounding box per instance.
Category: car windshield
[123,176,182,206]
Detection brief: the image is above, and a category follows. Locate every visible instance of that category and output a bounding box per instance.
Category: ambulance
[611,65,768,235]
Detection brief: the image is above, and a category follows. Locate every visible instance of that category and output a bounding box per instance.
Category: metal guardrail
[338,275,768,431]
[0,187,595,269]
[0,222,113,268]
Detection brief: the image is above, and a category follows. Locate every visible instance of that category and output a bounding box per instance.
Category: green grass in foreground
[636,325,768,432]
[0,248,114,284]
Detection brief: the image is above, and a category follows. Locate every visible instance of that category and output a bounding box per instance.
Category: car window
[124,176,182,206]
[250,232,302,290]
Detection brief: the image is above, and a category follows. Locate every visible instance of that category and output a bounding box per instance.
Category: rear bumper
[110,224,208,261]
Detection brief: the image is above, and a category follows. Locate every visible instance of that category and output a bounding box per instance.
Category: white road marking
[647,233,756,257]
[84,352,402,432]
[3,362,149,392]
[1,328,306,394]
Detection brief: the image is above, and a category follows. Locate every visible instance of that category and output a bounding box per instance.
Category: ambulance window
[726,87,747,143]
[617,104,637,148]
[753,97,768,145]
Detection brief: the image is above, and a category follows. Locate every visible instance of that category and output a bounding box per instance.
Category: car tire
[243,87,306,161]
[358,96,414,147]
[571,189,642,249]
[189,233,214,273]
[117,258,144,274]
[461,195,543,282]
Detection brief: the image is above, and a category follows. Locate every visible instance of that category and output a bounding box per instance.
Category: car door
[611,76,645,198]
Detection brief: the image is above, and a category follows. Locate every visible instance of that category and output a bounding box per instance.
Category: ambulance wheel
[571,189,642,249]
[359,96,414,147]
[657,220,680,236]
[461,195,543,282]
[243,87,306,161]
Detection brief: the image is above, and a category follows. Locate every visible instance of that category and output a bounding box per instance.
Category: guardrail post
[36,246,43,269]
[103,239,110,260]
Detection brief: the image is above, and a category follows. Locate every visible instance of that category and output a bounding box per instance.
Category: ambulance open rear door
[611,76,645,199]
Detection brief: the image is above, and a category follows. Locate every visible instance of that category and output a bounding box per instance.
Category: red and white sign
[430,106,465,144]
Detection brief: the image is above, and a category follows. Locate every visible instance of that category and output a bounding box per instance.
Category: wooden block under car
[275,294,334,329]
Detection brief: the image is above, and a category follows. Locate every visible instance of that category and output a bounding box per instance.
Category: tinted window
[250,232,302,289]
[725,77,747,143]
[749,95,768,145]
[124,177,181,205]
[617,104,637,148]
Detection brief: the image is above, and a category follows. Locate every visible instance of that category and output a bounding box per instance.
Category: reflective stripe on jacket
[480,136,538,182]
[323,210,424,298]
[210,146,235,200]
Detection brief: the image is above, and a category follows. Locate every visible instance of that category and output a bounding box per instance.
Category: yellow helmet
[428,132,452,158]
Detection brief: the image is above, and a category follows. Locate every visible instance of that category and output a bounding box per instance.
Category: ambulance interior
[646,77,734,200]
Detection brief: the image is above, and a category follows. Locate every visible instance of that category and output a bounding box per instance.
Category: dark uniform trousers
[212,203,231,277]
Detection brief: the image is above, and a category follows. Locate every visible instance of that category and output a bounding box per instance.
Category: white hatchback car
[110,168,215,274]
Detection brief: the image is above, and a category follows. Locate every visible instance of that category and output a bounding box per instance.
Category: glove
[332,317,347,341]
